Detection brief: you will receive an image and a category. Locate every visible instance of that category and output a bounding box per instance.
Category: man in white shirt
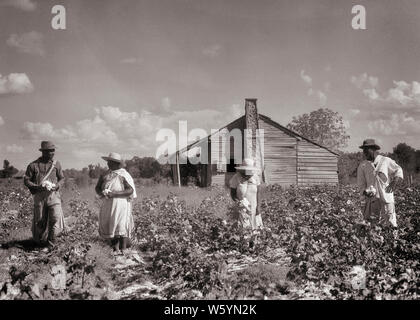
[357,139,404,227]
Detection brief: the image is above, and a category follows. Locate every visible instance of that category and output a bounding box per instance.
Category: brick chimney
[244,98,264,179]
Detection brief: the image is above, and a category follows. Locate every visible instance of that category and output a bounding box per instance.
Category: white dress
[98,171,135,239]
[229,172,263,230]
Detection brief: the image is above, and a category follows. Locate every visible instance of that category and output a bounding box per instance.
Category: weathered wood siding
[258,118,297,186]
[297,140,338,185]
[210,117,245,182]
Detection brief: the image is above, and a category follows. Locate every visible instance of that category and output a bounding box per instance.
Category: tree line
[0,160,19,178]
[287,108,420,185]
[63,156,172,188]
[338,144,420,185]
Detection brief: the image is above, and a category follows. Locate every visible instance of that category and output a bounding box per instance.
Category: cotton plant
[365,185,377,197]
[41,180,56,191]
[102,188,112,198]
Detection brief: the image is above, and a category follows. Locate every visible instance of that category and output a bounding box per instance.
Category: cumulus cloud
[351,73,378,89]
[352,74,420,110]
[21,104,244,166]
[7,31,45,56]
[202,44,222,58]
[150,97,175,116]
[21,106,162,154]
[368,113,420,136]
[385,80,420,105]
[231,104,242,119]
[308,88,327,106]
[21,122,75,140]
[317,91,327,106]
[363,88,379,101]
[300,69,327,105]
[0,115,4,126]
[6,144,24,153]
[1,0,36,11]
[348,109,361,117]
[343,120,350,130]
[0,73,34,95]
[300,70,312,86]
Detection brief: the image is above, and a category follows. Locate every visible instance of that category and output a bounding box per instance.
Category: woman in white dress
[229,158,264,232]
[95,152,137,253]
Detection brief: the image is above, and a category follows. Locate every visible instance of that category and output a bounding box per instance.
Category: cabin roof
[258,114,340,156]
[166,113,339,162]
[12,170,26,178]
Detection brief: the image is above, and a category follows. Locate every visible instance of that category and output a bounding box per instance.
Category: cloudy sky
[1,0,420,169]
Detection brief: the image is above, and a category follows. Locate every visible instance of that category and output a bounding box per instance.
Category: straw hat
[101,152,123,163]
[235,158,260,172]
[359,139,380,150]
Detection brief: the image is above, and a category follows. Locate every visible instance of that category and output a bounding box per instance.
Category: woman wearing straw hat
[229,158,264,233]
[95,152,137,254]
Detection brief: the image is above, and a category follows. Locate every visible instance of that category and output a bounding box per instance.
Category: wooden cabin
[168,99,339,187]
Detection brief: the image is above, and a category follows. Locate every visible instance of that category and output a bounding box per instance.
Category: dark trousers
[32,192,65,246]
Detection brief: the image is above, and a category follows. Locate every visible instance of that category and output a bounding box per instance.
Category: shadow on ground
[1,239,41,252]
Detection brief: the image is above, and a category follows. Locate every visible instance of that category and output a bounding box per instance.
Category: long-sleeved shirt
[24,158,64,195]
[357,154,403,203]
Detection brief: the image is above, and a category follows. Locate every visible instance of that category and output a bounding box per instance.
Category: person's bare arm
[230,188,237,201]
[95,175,104,196]
[386,160,404,193]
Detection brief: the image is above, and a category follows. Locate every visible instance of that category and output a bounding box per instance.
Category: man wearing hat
[24,141,65,251]
[356,139,404,228]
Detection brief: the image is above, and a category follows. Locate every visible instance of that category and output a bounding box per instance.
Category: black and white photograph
[0,0,418,307]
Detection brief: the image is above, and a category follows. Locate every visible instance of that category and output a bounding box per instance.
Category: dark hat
[359,139,380,150]
[39,141,56,151]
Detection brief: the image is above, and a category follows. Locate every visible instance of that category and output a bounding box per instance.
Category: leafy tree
[125,156,162,179]
[416,150,420,174]
[390,143,416,184]
[337,152,364,185]
[287,108,350,152]
[88,164,107,179]
[1,159,18,178]
[126,165,141,178]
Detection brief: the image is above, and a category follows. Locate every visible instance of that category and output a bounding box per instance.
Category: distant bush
[63,156,172,187]
[0,159,19,178]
